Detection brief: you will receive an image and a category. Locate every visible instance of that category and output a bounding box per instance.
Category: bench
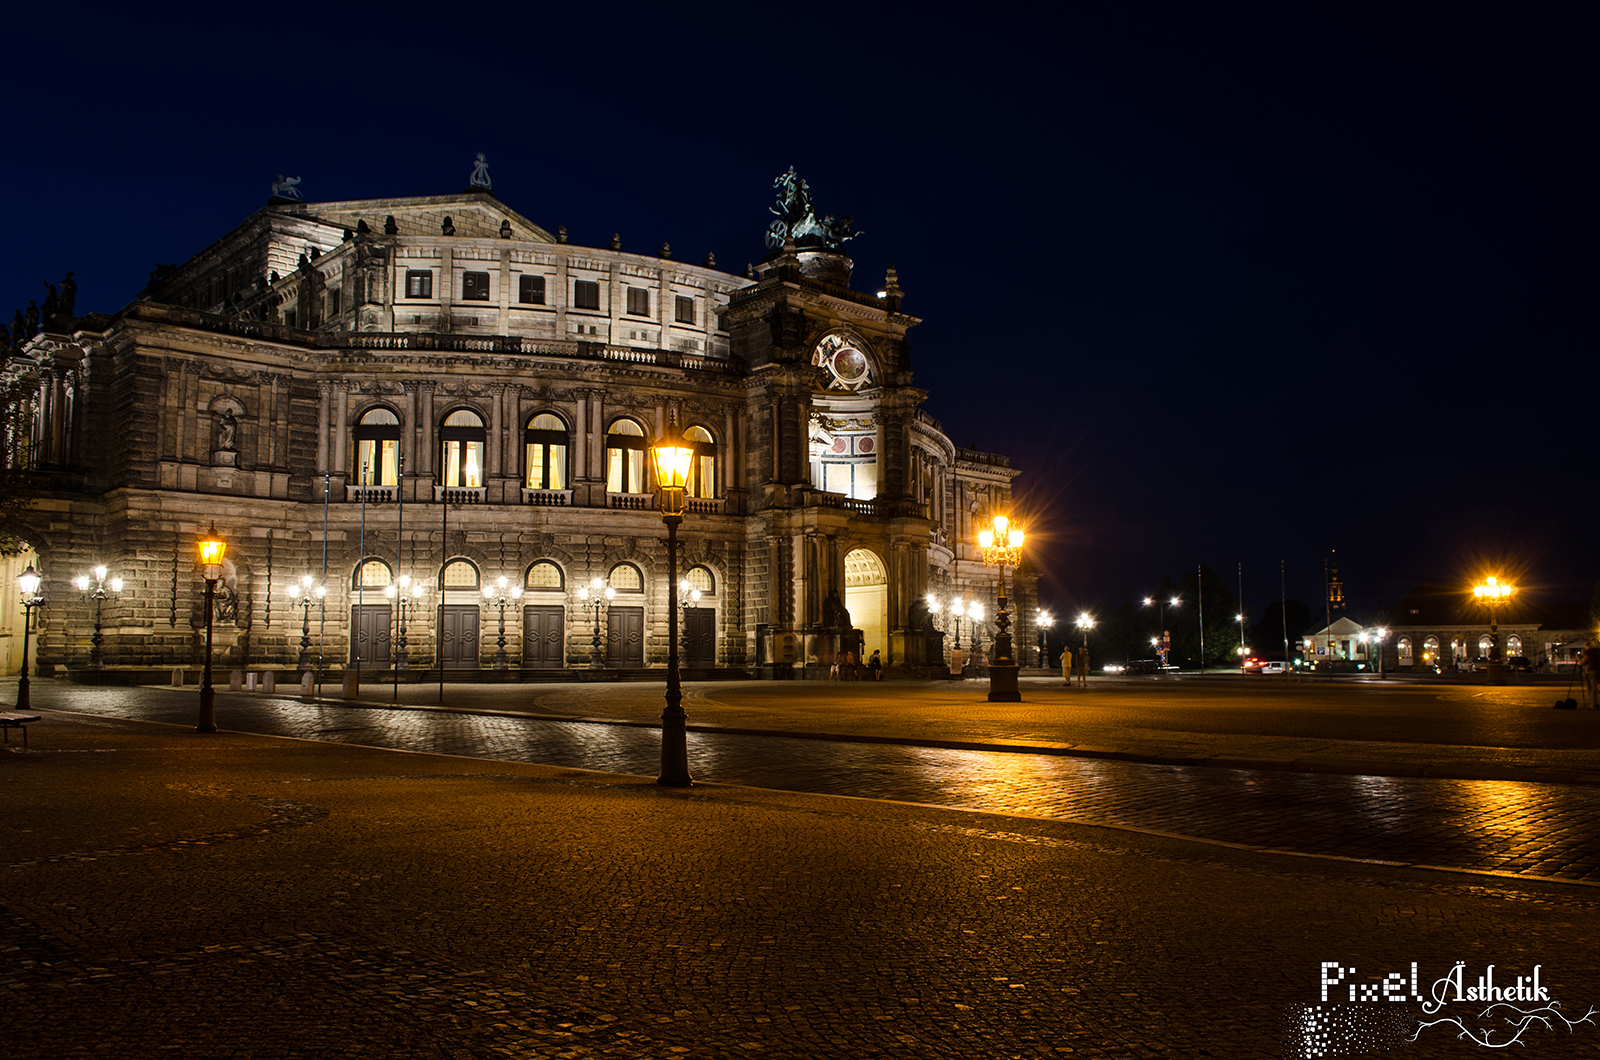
[0,712,41,749]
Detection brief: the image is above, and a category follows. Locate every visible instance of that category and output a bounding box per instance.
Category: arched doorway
[844,549,887,665]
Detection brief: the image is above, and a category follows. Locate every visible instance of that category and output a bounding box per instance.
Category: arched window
[355,558,393,588]
[1506,635,1523,655]
[605,418,647,494]
[608,563,643,592]
[526,560,564,590]
[1397,637,1413,664]
[1478,636,1492,656]
[684,565,714,594]
[1422,636,1440,664]
[442,559,480,588]
[684,425,715,499]
[524,413,568,490]
[353,407,400,485]
[440,409,485,488]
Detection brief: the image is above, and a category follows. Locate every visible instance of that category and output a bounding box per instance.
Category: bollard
[262,672,275,693]
[246,673,257,691]
[342,672,360,699]
[229,670,243,692]
[300,672,314,696]
[171,667,184,686]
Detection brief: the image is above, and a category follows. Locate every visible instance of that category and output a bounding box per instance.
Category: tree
[1166,565,1246,669]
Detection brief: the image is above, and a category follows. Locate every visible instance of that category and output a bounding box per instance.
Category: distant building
[1381,585,1588,672]
[2,165,1032,678]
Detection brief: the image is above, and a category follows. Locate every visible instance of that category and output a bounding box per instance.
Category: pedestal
[987,662,1021,702]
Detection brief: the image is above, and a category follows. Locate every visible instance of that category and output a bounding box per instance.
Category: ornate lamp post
[1472,576,1515,686]
[390,576,425,671]
[14,564,43,710]
[649,438,696,787]
[1036,610,1053,669]
[977,514,1024,702]
[482,576,523,671]
[577,577,615,669]
[968,602,985,660]
[195,523,226,733]
[286,575,319,672]
[73,566,123,671]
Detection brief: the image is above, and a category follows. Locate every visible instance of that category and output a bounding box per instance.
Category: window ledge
[607,492,655,511]
[348,485,397,503]
[521,488,573,506]
[434,486,487,504]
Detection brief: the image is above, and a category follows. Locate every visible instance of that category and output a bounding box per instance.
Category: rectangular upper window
[405,270,433,298]
[519,275,546,304]
[626,287,649,316]
[674,295,695,325]
[462,271,491,301]
[328,288,342,316]
[573,279,600,310]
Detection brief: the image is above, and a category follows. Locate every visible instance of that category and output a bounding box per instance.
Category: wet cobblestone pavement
[6,689,1600,1059]
[35,683,1600,885]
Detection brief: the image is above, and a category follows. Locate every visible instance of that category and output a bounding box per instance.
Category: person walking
[1061,646,1073,684]
[1077,647,1090,688]
[1581,639,1600,709]
[867,649,883,681]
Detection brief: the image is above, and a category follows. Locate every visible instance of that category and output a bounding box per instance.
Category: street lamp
[286,575,319,672]
[14,563,43,709]
[389,575,425,672]
[1036,610,1053,668]
[577,577,615,669]
[976,513,1025,702]
[195,523,226,733]
[1074,612,1094,684]
[1236,613,1246,677]
[649,438,696,787]
[1142,596,1180,669]
[1472,576,1515,686]
[73,565,123,671]
[482,576,523,671]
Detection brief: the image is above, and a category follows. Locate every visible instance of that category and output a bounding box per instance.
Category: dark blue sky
[7,3,1595,619]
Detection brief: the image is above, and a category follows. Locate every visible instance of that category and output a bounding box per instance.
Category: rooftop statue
[765,166,861,250]
[470,152,492,191]
[271,175,304,200]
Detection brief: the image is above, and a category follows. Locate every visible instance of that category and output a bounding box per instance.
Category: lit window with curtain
[524,413,568,489]
[684,425,716,499]
[605,418,647,493]
[440,408,486,488]
[353,407,401,485]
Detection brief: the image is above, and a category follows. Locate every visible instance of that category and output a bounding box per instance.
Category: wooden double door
[438,604,480,668]
[683,607,715,668]
[606,606,644,666]
[351,605,391,665]
[522,605,565,668]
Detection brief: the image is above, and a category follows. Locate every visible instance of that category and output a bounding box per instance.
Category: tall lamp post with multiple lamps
[482,576,523,671]
[14,564,43,709]
[73,566,123,671]
[649,438,697,787]
[1036,610,1053,669]
[388,575,425,672]
[1472,576,1515,686]
[1359,627,1389,679]
[1142,596,1179,669]
[976,513,1025,701]
[577,577,615,669]
[286,575,322,673]
[1076,612,1095,677]
[195,523,226,733]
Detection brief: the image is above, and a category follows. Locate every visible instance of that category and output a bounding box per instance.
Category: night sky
[8,5,1595,622]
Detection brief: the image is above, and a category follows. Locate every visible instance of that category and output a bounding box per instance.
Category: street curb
[281,693,1600,788]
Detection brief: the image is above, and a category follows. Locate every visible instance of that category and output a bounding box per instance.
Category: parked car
[1261,661,1288,674]
[1506,656,1534,672]
[1123,659,1159,674]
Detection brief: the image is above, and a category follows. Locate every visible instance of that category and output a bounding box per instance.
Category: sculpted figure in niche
[217,410,237,451]
[822,589,852,633]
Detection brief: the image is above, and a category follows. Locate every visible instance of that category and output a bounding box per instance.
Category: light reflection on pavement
[46,687,1600,884]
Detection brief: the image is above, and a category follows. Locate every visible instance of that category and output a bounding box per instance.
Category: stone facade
[2,184,1034,678]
